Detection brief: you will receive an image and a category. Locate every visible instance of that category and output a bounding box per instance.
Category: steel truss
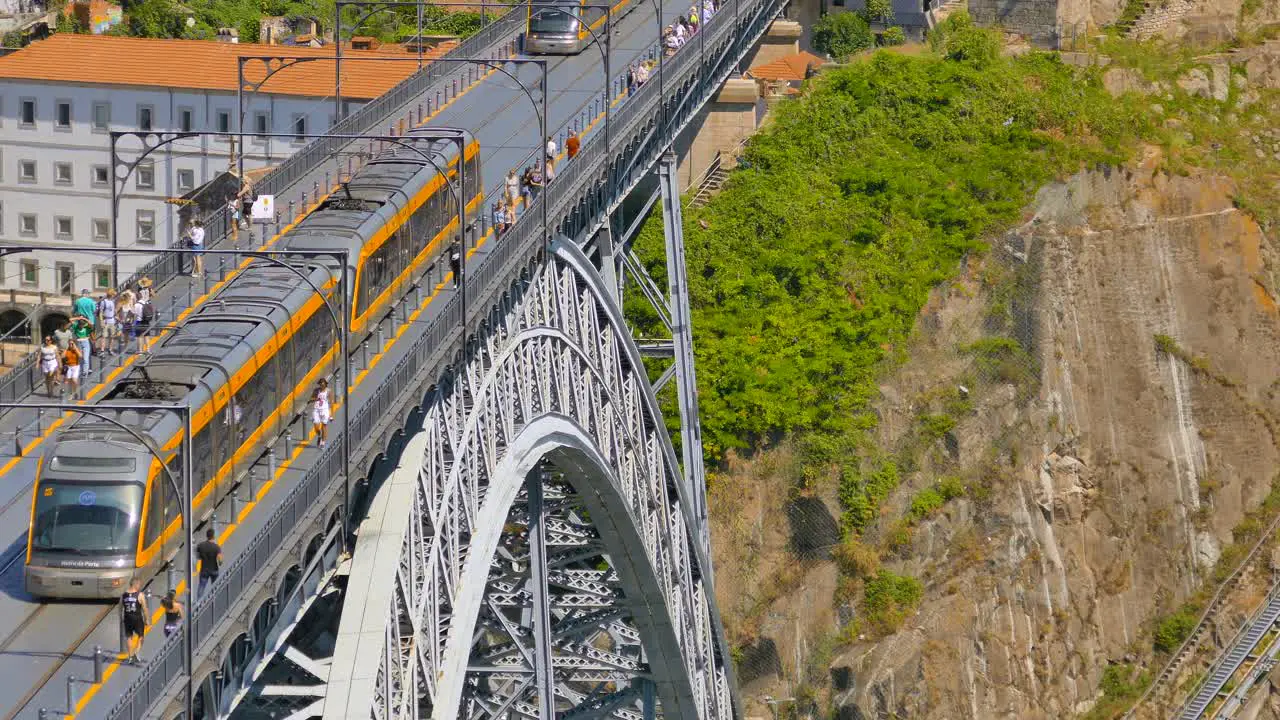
[327,241,736,720]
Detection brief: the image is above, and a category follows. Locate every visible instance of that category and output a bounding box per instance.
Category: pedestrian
[97,289,119,356]
[627,63,637,93]
[120,577,148,665]
[505,168,520,207]
[492,202,505,235]
[189,220,205,278]
[73,288,97,329]
[528,163,544,198]
[53,318,73,353]
[503,200,516,231]
[62,342,81,397]
[312,378,332,449]
[545,156,556,184]
[196,528,222,595]
[228,198,242,244]
[137,295,156,340]
[449,240,461,289]
[136,276,153,306]
[116,289,136,346]
[546,136,557,164]
[520,166,535,207]
[161,590,184,638]
[71,314,93,376]
[39,336,60,398]
[567,134,580,160]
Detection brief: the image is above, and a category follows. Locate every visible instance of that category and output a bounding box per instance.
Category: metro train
[25,133,482,599]
[524,0,614,54]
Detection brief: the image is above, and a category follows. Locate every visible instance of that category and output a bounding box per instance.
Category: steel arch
[331,240,737,719]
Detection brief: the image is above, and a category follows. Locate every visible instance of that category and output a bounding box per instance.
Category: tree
[862,0,893,22]
[929,11,1000,67]
[811,11,873,60]
[882,25,906,45]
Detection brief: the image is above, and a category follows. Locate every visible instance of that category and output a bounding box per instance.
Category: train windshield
[32,480,142,555]
[529,8,578,34]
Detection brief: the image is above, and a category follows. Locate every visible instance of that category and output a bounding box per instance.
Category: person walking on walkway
[197,529,222,596]
[39,336,60,398]
[505,169,520,207]
[97,289,119,357]
[121,578,148,665]
[567,134,580,160]
[189,221,205,278]
[74,289,97,329]
[161,590,184,638]
[53,318,73,354]
[312,378,332,449]
[71,314,93,376]
[62,342,81,398]
[136,277,153,307]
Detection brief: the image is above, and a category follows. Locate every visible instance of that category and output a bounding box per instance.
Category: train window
[32,481,142,554]
[49,456,136,472]
[192,425,215,492]
[143,476,165,549]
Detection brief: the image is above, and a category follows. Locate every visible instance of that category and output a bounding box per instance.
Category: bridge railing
[104,0,781,715]
[0,7,525,412]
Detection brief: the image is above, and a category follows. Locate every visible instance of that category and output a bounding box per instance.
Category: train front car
[525,1,589,54]
[25,422,158,599]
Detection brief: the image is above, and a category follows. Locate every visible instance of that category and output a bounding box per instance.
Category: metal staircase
[1178,585,1280,719]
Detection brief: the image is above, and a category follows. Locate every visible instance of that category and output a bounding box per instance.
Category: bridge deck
[0,0,693,714]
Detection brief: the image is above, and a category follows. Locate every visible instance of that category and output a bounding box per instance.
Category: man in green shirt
[73,290,97,328]
[71,315,93,376]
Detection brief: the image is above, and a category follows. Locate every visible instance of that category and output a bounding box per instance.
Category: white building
[0,32,427,295]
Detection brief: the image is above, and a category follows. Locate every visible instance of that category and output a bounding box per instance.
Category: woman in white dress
[39,336,60,398]
[311,378,332,449]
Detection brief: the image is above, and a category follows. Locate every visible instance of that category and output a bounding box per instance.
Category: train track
[0,549,113,720]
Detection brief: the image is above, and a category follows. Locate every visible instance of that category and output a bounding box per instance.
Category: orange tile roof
[746,50,825,82]
[0,33,456,100]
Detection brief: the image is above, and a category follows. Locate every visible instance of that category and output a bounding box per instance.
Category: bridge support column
[526,463,556,718]
[595,224,623,306]
[658,152,711,555]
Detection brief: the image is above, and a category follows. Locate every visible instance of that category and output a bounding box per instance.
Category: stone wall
[969,0,1059,46]
[1131,0,1196,40]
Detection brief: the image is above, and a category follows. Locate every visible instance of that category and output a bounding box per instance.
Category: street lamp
[3,400,196,720]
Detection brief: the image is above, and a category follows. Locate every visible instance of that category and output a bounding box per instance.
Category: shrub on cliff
[812,12,874,60]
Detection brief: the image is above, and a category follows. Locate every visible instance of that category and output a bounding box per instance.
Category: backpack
[140,302,155,324]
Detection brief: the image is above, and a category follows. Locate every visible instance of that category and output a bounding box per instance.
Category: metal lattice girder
[325,240,739,720]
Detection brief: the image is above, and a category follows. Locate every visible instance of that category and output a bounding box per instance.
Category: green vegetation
[863,0,893,22]
[881,26,906,46]
[862,570,923,633]
[1154,609,1199,653]
[909,477,965,521]
[1082,664,1152,720]
[629,13,1142,540]
[811,11,873,59]
[106,0,487,42]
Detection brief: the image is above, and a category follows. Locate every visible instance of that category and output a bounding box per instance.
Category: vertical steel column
[341,252,352,551]
[658,152,710,554]
[108,133,120,288]
[595,224,622,306]
[182,403,195,720]
[526,465,555,718]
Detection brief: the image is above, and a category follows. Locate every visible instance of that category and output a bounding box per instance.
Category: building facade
[0,33,425,295]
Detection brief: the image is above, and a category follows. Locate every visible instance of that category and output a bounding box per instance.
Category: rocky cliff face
[712,155,1280,718]
[828,152,1280,719]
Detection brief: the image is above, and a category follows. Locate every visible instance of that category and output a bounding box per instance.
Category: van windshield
[32,481,142,555]
[529,9,578,34]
